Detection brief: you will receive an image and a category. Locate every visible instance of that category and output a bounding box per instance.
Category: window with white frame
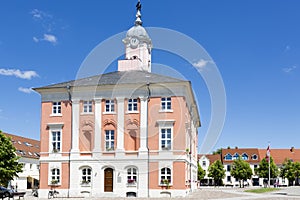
[224,153,232,160]
[128,98,138,112]
[51,168,60,184]
[127,167,137,184]
[160,167,171,184]
[233,153,239,160]
[202,160,206,167]
[227,165,231,172]
[83,101,92,113]
[161,128,172,150]
[161,97,171,111]
[52,102,61,115]
[242,153,248,160]
[52,131,61,152]
[105,100,115,112]
[105,130,114,150]
[81,167,92,183]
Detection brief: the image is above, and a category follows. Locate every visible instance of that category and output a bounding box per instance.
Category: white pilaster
[71,99,80,157]
[139,97,148,153]
[93,98,102,157]
[116,97,125,153]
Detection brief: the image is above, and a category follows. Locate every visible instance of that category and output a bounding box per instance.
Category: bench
[10,192,26,200]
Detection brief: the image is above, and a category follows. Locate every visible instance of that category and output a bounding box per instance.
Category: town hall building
[34,2,200,198]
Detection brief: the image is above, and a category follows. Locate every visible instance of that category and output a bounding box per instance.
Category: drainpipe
[67,85,72,198]
[146,82,150,198]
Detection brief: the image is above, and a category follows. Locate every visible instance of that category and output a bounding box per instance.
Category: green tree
[208,160,225,186]
[197,162,205,181]
[255,157,278,185]
[212,148,222,155]
[280,158,294,186]
[0,131,23,186]
[230,157,253,188]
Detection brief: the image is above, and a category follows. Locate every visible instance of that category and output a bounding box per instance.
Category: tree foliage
[208,160,225,186]
[197,162,205,180]
[0,131,23,186]
[255,157,278,179]
[281,159,300,186]
[230,157,253,187]
[212,148,222,155]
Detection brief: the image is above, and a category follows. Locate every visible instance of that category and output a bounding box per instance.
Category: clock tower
[118,1,152,72]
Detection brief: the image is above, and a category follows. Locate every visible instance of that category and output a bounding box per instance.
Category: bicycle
[48,189,59,199]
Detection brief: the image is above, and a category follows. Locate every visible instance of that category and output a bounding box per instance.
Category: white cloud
[18,87,34,94]
[33,37,39,43]
[282,66,297,73]
[0,68,39,80]
[43,34,57,44]
[30,9,52,20]
[192,59,213,71]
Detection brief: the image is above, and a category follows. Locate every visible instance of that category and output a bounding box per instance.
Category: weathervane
[136,0,141,12]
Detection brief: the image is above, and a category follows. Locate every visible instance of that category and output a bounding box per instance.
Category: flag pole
[268,143,270,188]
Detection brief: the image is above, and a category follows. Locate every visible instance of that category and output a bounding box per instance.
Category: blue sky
[0,0,299,153]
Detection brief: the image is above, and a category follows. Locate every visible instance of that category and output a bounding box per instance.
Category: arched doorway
[104,168,113,192]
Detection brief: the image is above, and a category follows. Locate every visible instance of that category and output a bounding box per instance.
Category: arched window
[160,167,171,184]
[242,153,248,160]
[51,168,60,184]
[224,153,232,160]
[82,167,92,183]
[127,167,137,184]
[233,153,239,160]
[252,154,258,160]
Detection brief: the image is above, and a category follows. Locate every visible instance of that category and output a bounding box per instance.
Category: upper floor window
[83,101,93,113]
[52,102,61,115]
[161,97,171,111]
[105,130,115,151]
[52,131,61,153]
[82,167,92,183]
[127,167,137,184]
[233,153,239,160]
[105,100,115,113]
[227,165,231,172]
[161,128,172,150]
[160,167,171,185]
[252,154,258,160]
[128,98,138,112]
[242,153,249,160]
[202,160,206,167]
[224,153,232,160]
[51,168,60,184]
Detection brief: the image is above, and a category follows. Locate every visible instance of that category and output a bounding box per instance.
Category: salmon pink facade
[34,3,200,198]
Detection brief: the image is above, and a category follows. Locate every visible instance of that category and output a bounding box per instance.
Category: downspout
[146,82,151,198]
[67,85,72,198]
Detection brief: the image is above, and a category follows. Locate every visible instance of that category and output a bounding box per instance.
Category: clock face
[130,37,139,48]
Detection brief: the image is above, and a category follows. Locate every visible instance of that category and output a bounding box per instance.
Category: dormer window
[233,153,239,160]
[242,153,248,160]
[224,153,232,160]
[252,154,258,160]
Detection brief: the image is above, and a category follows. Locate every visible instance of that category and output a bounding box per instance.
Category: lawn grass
[244,187,280,193]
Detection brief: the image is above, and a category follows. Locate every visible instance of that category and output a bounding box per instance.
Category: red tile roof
[2,132,40,159]
[258,148,300,165]
[198,154,221,165]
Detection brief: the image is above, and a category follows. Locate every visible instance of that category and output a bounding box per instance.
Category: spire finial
[135,0,142,26]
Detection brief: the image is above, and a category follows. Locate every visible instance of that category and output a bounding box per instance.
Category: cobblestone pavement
[20,186,300,200]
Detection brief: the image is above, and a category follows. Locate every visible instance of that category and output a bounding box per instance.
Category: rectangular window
[51,168,60,184]
[161,97,171,110]
[83,101,93,113]
[52,102,61,114]
[105,130,115,151]
[105,100,115,113]
[161,128,172,150]
[128,98,138,112]
[52,131,61,152]
[202,161,206,167]
[227,165,231,172]
[227,176,231,182]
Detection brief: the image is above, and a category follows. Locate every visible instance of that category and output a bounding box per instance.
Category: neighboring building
[221,148,261,186]
[198,154,221,186]
[2,132,40,191]
[34,3,200,198]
